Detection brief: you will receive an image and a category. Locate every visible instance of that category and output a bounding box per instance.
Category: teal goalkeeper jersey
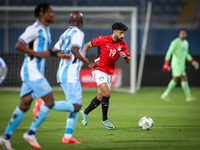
[165,37,192,69]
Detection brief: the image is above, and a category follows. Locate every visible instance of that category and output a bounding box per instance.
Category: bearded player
[81,22,130,129]
[161,29,199,101]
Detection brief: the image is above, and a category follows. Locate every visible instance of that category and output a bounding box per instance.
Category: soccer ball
[138,116,153,130]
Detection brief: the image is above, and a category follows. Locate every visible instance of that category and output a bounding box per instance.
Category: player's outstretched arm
[71,46,97,68]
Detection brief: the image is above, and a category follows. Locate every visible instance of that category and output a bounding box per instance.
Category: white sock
[64,134,72,139]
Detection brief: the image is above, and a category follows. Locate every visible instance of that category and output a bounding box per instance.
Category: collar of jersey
[36,19,48,29]
[110,35,118,43]
[69,26,80,29]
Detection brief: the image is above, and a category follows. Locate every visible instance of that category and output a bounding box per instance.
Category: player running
[33,11,97,144]
[81,22,131,129]
[0,3,71,150]
[161,29,199,101]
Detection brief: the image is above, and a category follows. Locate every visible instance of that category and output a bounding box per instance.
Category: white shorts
[92,70,112,88]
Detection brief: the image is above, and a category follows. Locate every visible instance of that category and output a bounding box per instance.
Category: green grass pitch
[0,87,200,150]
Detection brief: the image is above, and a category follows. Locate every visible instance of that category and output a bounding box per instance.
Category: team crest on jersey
[99,76,104,81]
[117,46,122,51]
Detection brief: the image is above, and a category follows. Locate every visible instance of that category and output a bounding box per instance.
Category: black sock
[101,96,110,121]
[84,96,101,114]
[3,133,10,139]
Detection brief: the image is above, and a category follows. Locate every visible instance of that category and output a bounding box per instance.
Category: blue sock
[4,107,25,138]
[65,111,79,134]
[52,101,74,112]
[29,105,50,133]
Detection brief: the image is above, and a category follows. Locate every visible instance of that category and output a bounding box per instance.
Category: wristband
[124,55,128,60]
[190,59,195,63]
[49,50,58,57]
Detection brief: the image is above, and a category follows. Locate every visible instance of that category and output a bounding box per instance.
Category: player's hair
[34,3,50,17]
[112,22,128,31]
[179,28,187,33]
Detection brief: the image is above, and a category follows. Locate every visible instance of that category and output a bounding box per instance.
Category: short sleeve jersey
[91,35,129,75]
[19,20,51,81]
[54,26,84,83]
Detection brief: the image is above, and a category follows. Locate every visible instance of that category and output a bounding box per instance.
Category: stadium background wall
[0,54,199,87]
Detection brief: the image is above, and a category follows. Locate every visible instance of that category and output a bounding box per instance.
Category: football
[138,116,153,130]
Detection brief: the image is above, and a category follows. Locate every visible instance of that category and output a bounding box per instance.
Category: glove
[162,60,170,73]
[190,59,199,70]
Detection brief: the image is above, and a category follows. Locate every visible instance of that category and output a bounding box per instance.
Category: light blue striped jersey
[19,20,51,81]
[54,26,84,83]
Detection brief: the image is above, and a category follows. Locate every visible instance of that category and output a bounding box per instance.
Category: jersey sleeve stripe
[19,38,27,46]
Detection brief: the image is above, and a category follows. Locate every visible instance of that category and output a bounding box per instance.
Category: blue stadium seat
[78,0,88,6]
[150,0,161,5]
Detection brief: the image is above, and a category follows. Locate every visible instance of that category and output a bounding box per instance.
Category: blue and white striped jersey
[54,26,84,83]
[19,20,51,81]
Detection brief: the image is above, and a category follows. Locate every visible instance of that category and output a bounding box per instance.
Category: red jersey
[91,35,129,75]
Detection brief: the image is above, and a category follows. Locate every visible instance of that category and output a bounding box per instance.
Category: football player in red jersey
[81,22,130,129]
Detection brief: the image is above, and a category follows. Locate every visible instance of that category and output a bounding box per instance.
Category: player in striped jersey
[0,3,71,150]
[33,11,97,144]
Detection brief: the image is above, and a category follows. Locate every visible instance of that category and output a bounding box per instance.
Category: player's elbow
[15,41,20,50]
[15,40,24,51]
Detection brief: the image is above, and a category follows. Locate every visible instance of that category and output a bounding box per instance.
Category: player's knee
[103,90,111,97]
[44,99,54,108]
[103,91,111,97]
[73,104,82,112]
[19,104,30,112]
[173,77,179,82]
[181,75,187,81]
[97,95,103,101]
